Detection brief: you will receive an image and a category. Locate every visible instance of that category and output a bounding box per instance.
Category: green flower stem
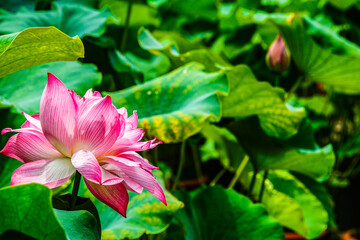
[191,144,204,185]
[120,0,134,52]
[172,141,186,190]
[210,168,226,186]
[247,168,258,197]
[70,171,82,210]
[259,170,269,202]
[228,155,249,189]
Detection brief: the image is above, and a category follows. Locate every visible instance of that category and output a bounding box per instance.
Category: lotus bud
[266,34,291,74]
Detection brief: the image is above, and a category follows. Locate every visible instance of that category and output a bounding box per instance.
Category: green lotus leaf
[241,170,328,239]
[0,61,102,114]
[326,0,360,10]
[236,11,360,94]
[279,15,360,94]
[223,65,305,139]
[0,183,66,240]
[0,3,112,38]
[72,170,183,240]
[54,209,100,240]
[229,117,335,180]
[138,29,305,139]
[0,27,83,78]
[107,63,228,143]
[171,186,284,240]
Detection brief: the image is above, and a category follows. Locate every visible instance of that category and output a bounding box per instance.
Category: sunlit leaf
[326,0,360,10]
[0,3,112,38]
[109,49,171,81]
[223,65,305,139]
[0,61,101,114]
[241,170,328,239]
[107,63,228,143]
[73,170,183,240]
[229,117,335,180]
[171,186,284,240]
[0,27,83,78]
[0,184,66,240]
[138,29,304,139]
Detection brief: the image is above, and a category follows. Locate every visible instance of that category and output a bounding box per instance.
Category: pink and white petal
[11,158,75,188]
[102,159,143,193]
[85,179,129,217]
[2,126,41,135]
[113,139,162,154]
[0,132,63,163]
[102,158,166,205]
[119,152,158,171]
[127,111,138,129]
[84,89,102,99]
[21,113,41,130]
[71,150,102,184]
[122,181,143,193]
[117,107,128,119]
[40,73,77,157]
[72,96,120,157]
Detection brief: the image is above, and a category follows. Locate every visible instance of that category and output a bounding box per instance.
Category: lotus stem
[228,155,249,189]
[210,168,226,186]
[247,168,258,197]
[120,0,134,52]
[172,141,186,190]
[70,171,82,210]
[191,144,204,185]
[259,170,269,202]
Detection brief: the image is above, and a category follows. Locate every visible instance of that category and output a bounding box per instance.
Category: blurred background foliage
[1,0,360,239]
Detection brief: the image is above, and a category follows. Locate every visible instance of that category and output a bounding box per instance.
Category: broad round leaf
[172,186,284,240]
[241,170,328,239]
[223,65,305,139]
[73,170,183,240]
[0,183,66,240]
[0,61,102,114]
[54,209,100,240]
[229,117,335,180]
[107,63,228,143]
[0,27,83,78]
[0,3,112,38]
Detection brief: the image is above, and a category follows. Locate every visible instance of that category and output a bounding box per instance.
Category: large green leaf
[109,49,171,81]
[238,11,360,94]
[138,29,304,139]
[73,170,183,240]
[0,27,83,78]
[171,186,284,240]
[0,3,112,38]
[223,65,305,139]
[279,15,360,94]
[229,117,335,180]
[0,184,66,240]
[54,209,100,240]
[107,63,228,143]
[241,170,328,239]
[326,0,360,10]
[0,61,102,114]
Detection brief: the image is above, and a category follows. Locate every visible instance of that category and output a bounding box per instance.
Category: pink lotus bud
[266,34,291,74]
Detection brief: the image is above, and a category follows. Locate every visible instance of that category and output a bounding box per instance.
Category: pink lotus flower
[0,73,166,217]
